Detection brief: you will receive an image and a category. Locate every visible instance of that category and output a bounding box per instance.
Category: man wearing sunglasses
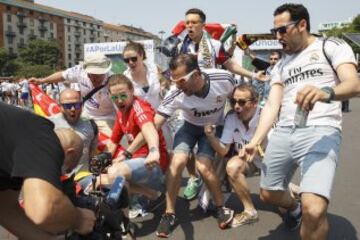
[100,74,168,215]
[29,53,115,136]
[138,54,235,237]
[49,89,98,172]
[204,83,261,228]
[241,4,360,239]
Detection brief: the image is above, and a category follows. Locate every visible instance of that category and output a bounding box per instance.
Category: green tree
[325,14,360,61]
[0,48,19,76]
[15,64,53,78]
[18,39,60,67]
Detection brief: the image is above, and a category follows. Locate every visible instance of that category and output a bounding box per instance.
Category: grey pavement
[1,98,360,240]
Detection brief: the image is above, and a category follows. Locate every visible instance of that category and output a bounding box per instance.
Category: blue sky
[36,0,360,37]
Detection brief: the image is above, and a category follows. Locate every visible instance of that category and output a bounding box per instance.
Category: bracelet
[122,150,133,159]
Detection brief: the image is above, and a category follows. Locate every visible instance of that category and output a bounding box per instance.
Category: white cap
[83,53,112,75]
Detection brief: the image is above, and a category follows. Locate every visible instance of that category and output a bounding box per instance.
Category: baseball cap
[83,53,112,75]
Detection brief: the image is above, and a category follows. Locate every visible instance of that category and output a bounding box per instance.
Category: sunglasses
[111,92,129,101]
[123,56,138,63]
[270,20,299,36]
[170,69,197,82]
[230,98,253,107]
[61,102,82,110]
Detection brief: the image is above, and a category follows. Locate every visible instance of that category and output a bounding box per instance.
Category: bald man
[49,89,98,172]
[0,102,95,239]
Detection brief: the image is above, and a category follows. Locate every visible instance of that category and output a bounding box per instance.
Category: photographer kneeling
[100,74,168,211]
[0,103,95,239]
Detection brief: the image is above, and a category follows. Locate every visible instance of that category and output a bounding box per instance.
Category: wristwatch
[321,87,335,103]
[122,150,133,159]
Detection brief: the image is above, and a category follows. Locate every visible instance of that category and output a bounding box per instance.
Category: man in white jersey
[205,83,261,227]
[143,54,233,237]
[29,53,114,136]
[241,4,360,239]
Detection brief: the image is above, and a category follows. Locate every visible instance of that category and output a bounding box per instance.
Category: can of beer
[294,105,309,127]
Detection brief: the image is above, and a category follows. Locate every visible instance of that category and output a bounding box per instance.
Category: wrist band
[123,150,133,159]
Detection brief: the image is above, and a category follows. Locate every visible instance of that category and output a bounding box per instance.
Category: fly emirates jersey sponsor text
[270,38,357,129]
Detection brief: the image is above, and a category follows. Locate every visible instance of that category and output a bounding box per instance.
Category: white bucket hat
[83,53,112,74]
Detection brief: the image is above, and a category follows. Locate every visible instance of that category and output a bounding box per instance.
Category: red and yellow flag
[30,83,60,117]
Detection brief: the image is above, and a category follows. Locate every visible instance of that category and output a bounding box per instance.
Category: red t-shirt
[111,97,168,172]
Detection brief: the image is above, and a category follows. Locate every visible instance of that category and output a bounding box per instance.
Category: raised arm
[29,71,65,85]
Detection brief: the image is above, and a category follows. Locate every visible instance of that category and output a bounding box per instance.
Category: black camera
[65,152,133,240]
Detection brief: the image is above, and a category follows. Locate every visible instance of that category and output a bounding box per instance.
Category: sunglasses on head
[111,92,129,101]
[230,98,253,107]
[61,102,82,110]
[170,69,197,82]
[123,56,138,64]
[270,20,299,36]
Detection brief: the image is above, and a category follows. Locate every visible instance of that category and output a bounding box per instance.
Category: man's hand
[239,142,258,163]
[144,147,160,170]
[28,77,43,85]
[112,150,126,164]
[295,85,329,111]
[204,124,216,137]
[74,208,96,235]
[255,71,269,82]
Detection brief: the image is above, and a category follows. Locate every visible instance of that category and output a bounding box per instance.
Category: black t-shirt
[0,103,64,190]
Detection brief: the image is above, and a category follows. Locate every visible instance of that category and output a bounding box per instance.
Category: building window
[50,23,54,30]
[29,10,33,15]
[68,54,72,59]
[7,14,11,22]
[40,31,45,38]
[19,28,24,35]
[68,26,71,32]
[9,47,14,54]
[6,6,11,11]
[68,36,71,41]
[83,29,86,34]
[20,38,25,44]
[98,32,100,37]
[30,19,34,26]
[8,37,13,44]
[83,22,86,27]
[50,32,54,38]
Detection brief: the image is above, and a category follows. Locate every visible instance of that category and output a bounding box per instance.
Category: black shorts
[0,176,23,191]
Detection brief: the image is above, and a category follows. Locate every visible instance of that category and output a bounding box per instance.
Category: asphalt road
[1,98,359,240]
[135,98,360,240]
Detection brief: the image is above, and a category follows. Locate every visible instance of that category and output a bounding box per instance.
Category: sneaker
[217,207,234,229]
[183,177,202,200]
[129,203,148,219]
[231,211,259,228]
[156,213,176,238]
[147,193,166,212]
[283,205,302,231]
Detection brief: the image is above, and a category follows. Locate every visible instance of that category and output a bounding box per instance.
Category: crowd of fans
[1,3,360,240]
